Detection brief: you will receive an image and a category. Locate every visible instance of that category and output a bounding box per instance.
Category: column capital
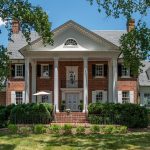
[54,57,59,61]
[83,57,88,61]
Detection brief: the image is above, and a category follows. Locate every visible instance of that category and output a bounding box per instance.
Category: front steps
[53,112,88,123]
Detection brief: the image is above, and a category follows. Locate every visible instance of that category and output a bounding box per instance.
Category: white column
[25,57,30,103]
[54,57,59,112]
[31,60,36,103]
[83,57,88,112]
[108,60,113,102]
[112,58,117,103]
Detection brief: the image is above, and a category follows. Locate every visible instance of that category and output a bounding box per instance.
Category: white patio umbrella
[33,91,50,96]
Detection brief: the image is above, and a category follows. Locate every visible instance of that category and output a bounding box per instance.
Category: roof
[7,32,39,59]
[7,20,126,59]
[93,30,126,46]
[139,61,150,86]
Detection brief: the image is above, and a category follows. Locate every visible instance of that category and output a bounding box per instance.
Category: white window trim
[121,65,130,78]
[95,90,103,102]
[40,64,50,78]
[95,64,104,78]
[15,64,24,78]
[122,91,130,103]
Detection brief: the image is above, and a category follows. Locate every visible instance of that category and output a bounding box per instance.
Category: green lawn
[0,131,150,150]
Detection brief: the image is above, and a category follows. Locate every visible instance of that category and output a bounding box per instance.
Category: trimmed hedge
[10,103,53,124]
[88,103,149,128]
[0,104,15,128]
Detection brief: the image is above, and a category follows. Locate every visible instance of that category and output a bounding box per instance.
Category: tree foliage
[88,0,150,74]
[0,0,53,90]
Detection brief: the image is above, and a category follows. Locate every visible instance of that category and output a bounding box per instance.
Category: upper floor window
[121,65,130,77]
[16,91,23,104]
[41,64,49,78]
[64,38,78,47]
[122,91,130,103]
[95,64,104,77]
[15,64,24,78]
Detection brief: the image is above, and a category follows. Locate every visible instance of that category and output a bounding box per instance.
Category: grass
[0,131,150,150]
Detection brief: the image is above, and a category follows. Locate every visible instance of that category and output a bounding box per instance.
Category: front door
[66,93,79,111]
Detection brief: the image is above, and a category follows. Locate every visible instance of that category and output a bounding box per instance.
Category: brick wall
[6,81,25,105]
[36,61,54,103]
[88,61,108,104]
[117,79,138,103]
[0,92,6,105]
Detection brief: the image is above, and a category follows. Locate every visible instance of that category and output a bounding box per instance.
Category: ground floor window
[42,95,49,103]
[96,91,103,103]
[16,92,23,104]
[144,93,150,106]
[122,91,130,103]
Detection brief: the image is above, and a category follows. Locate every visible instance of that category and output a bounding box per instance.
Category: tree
[88,0,150,75]
[0,0,53,90]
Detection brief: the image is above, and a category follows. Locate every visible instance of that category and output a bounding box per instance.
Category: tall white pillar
[83,57,88,112]
[108,60,113,102]
[25,57,30,103]
[54,57,59,112]
[31,60,36,103]
[112,58,117,103]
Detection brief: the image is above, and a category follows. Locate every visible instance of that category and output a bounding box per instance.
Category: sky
[0,0,150,46]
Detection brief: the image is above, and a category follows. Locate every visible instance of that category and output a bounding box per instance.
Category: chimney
[12,20,20,34]
[127,19,135,32]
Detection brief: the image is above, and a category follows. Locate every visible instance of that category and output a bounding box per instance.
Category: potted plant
[61,100,66,112]
[78,100,83,112]
[65,109,71,115]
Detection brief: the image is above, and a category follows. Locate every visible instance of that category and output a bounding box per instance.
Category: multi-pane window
[15,64,23,77]
[122,66,130,77]
[144,93,150,106]
[16,92,23,104]
[122,91,130,103]
[96,91,103,102]
[64,39,78,46]
[41,65,49,77]
[95,64,104,77]
[42,95,49,103]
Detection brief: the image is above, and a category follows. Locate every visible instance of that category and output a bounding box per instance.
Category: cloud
[0,18,6,26]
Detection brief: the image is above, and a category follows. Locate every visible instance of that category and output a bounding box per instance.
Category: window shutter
[130,91,134,103]
[118,91,122,103]
[23,64,25,77]
[22,91,25,103]
[103,91,107,103]
[104,64,108,77]
[11,65,15,77]
[49,65,53,77]
[92,65,95,77]
[11,91,16,104]
[92,91,96,103]
[37,64,41,77]
[118,64,122,77]
[130,68,134,77]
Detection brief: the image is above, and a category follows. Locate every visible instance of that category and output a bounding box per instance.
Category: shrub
[33,124,46,134]
[19,127,31,135]
[8,124,18,134]
[88,103,149,128]
[49,124,61,134]
[76,126,85,134]
[62,124,73,135]
[101,125,127,134]
[10,103,53,124]
[90,125,100,134]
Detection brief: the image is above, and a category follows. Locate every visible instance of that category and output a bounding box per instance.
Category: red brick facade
[3,60,138,107]
[0,92,6,105]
